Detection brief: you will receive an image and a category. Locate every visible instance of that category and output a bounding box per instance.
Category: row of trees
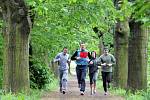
[0,0,149,93]
[113,0,149,91]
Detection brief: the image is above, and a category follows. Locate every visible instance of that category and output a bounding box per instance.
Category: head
[63,47,68,54]
[91,51,96,58]
[103,47,109,55]
[80,42,86,50]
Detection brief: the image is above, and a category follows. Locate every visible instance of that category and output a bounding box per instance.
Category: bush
[29,61,54,89]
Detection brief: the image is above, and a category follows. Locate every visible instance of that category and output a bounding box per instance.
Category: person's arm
[107,54,116,66]
[96,56,102,66]
[111,54,116,65]
[88,52,92,59]
[71,51,78,60]
[97,56,107,66]
[87,52,92,63]
[54,53,60,62]
[67,54,71,64]
[88,59,93,66]
[95,58,100,68]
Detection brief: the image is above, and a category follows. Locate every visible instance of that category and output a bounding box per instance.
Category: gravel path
[41,75,124,100]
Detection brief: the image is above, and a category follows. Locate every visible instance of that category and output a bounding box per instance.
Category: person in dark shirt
[88,51,99,95]
[71,42,91,95]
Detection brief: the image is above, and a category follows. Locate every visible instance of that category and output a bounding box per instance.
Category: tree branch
[92,27,104,38]
[0,7,2,19]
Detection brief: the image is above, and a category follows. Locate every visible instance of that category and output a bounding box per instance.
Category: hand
[67,60,71,64]
[98,66,101,69]
[76,57,81,60]
[89,61,93,64]
[53,58,60,62]
[107,63,112,66]
[87,59,90,62]
[101,63,106,66]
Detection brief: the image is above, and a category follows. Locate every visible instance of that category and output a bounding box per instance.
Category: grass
[97,76,150,100]
[0,78,58,100]
[107,84,150,100]
[43,78,58,92]
[0,89,43,100]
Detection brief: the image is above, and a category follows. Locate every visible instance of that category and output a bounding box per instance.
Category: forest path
[41,75,124,100]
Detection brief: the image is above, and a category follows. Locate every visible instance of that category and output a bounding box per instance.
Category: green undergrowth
[97,79,150,100]
[0,78,58,100]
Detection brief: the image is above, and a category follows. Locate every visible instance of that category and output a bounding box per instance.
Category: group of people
[54,42,116,96]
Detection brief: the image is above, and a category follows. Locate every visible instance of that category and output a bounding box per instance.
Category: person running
[54,47,70,94]
[71,42,91,95]
[97,47,116,95]
[88,51,99,95]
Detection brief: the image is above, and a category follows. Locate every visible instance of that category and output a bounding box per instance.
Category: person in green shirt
[97,47,116,95]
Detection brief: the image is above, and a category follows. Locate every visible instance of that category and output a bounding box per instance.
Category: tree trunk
[51,61,59,78]
[92,27,104,55]
[1,0,31,93]
[128,21,148,91]
[113,20,129,88]
[99,37,104,55]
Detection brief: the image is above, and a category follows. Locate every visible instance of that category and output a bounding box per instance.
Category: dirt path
[41,75,124,100]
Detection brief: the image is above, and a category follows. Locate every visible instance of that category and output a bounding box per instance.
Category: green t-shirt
[97,53,116,72]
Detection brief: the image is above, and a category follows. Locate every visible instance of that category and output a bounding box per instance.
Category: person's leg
[62,70,68,94]
[93,71,98,93]
[101,71,107,94]
[59,70,63,93]
[80,67,87,94]
[76,66,82,88]
[89,73,94,95]
[106,72,112,88]
[89,73,93,85]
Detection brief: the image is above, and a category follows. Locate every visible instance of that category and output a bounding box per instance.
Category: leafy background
[0,0,149,90]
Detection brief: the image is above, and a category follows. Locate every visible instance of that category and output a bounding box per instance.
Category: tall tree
[113,0,130,88]
[128,21,148,91]
[127,0,149,91]
[0,0,31,93]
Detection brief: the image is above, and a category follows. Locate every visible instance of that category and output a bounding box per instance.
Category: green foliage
[114,0,150,27]
[103,32,114,46]
[131,0,150,26]
[26,0,116,57]
[115,0,133,21]
[29,59,54,89]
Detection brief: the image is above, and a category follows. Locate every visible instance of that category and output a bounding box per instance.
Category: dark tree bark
[113,19,129,88]
[1,0,31,93]
[0,7,2,19]
[128,21,148,91]
[113,0,129,88]
[93,27,104,55]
